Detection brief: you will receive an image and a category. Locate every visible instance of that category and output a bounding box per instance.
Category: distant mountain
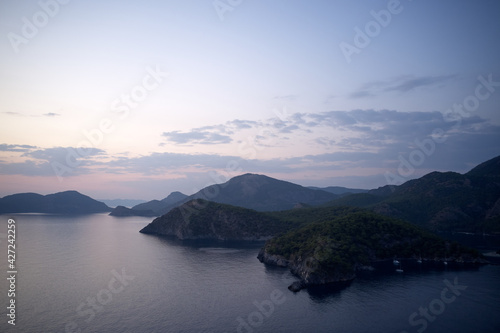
[308,186,368,196]
[110,191,188,217]
[0,190,111,214]
[112,174,338,217]
[133,191,188,215]
[98,199,147,208]
[327,155,500,233]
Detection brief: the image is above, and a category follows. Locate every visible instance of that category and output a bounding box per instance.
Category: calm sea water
[1,214,499,333]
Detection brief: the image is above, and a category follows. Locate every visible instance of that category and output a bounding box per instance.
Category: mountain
[188,173,338,211]
[308,186,368,196]
[113,174,338,217]
[327,155,500,233]
[133,191,188,214]
[0,190,111,214]
[98,199,147,208]
[140,199,294,241]
[110,191,188,217]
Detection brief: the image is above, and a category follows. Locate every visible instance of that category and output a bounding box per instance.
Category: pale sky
[1,0,499,200]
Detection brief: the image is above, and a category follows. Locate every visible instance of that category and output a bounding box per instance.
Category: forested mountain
[327,155,500,233]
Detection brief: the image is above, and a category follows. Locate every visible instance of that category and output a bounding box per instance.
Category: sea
[1,213,499,333]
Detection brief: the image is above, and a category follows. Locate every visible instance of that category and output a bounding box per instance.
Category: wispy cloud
[1,110,498,192]
[24,147,105,161]
[2,111,62,117]
[162,130,233,145]
[273,94,297,101]
[0,144,37,152]
[350,75,458,99]
[2,112,24,116]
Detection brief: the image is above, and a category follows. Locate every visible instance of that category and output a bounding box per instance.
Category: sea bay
[1,214,499,333]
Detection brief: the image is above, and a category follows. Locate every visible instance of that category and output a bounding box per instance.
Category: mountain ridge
[327,155,500,233]
[111,173,339,216]
[0,190,111,214]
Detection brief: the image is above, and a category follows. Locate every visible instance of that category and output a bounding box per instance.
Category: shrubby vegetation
[264,209,481,275]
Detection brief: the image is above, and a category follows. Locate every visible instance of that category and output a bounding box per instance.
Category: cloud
[24,147,105,161]
[2,112,23,116]
[1,110,498,192]
[349,90,374,99]
[162,130,233,145]
[0,160,57,177]
[350,75,457,99]
[0,147,108,177]
[385,75,457,93]
[227,119,259,129]
[273,94,297,101]
[0,144,37,152]
[2,111,62,117]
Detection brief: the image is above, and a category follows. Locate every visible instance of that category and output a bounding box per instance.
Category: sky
[0,0,499,200]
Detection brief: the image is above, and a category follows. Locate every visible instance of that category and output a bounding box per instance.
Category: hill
[258,209,484,291]
[139,199,295,241]
[326,155,500,233]
[0,190,111,214]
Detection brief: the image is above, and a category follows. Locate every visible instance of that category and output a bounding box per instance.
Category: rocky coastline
[258,248,489,292]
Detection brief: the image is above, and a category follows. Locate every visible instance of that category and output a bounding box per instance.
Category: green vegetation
[263,209,481,276]
[325,155,500,233]
[182,200,290,237]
